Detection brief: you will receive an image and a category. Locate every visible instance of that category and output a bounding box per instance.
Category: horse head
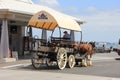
[73,42,79,50]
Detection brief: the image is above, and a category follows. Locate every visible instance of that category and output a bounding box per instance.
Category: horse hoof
[89,63,93,66]
[82,62,87,67]
[87,61,93,66]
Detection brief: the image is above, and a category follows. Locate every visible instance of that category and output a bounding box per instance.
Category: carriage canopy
[28,10,82,31]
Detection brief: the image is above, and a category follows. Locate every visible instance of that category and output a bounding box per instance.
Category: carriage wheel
[68,55,75,68]
[31,52,42,69]
[57,48,67,70]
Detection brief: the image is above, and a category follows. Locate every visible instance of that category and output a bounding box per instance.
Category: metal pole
[29,27,33,54]
[80,31,82,42]
[41,29,47,40]
[118,39,120,45]
[70,30,74,41]
[59,27,61,38]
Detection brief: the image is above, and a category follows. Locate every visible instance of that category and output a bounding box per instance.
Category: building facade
[0,0,83,58]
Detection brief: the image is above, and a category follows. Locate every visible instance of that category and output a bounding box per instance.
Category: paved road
[0,52,120,80]
[2,59,119,78]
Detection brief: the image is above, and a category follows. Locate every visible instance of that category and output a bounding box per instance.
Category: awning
[28,10,82,31]
[0,0,84,26]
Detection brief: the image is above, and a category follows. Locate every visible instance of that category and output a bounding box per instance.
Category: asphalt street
[3,59,119,78]
[0,52,120,80]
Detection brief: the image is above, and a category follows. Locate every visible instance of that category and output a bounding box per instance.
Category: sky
[31,0,120,43]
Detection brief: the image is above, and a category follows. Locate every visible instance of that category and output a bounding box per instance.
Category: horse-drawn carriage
[27,10,94,70]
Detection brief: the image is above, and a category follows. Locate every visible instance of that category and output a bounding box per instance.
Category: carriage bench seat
[51,37,75,47]
[37,46,58,53]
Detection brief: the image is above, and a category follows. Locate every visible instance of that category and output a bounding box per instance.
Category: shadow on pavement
[9,64,82,71]
[10,64,64,71]
[115,58,120,60]
[18,54,32,60]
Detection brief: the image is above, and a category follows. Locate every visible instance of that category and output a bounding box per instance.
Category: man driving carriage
[63,31,71,40]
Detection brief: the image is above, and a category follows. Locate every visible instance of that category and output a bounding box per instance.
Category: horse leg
[82,56,87,67]
[85,53,93,66]
[89,54,93,66]
[86,55,90,66]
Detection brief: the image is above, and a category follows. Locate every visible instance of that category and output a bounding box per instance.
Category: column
[0,32,1,59]
[18,26,25,56]
[0,19,9,58]
[0,25,1,59]
[29,27,33,52]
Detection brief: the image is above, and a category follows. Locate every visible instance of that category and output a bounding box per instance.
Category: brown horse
[74,42,95,66]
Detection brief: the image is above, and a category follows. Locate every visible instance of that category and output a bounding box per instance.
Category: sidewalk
[0,53,31,67]
[0,59,31,68]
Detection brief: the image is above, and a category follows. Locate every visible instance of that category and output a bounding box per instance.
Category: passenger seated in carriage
[63,31,71,40]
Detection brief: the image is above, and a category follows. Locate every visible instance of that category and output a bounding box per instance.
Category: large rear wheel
[57,48,67,70]
[31,52,42,69]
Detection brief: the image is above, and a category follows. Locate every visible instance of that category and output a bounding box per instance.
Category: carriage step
[76,52,88,59]
[75,56,83,60]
